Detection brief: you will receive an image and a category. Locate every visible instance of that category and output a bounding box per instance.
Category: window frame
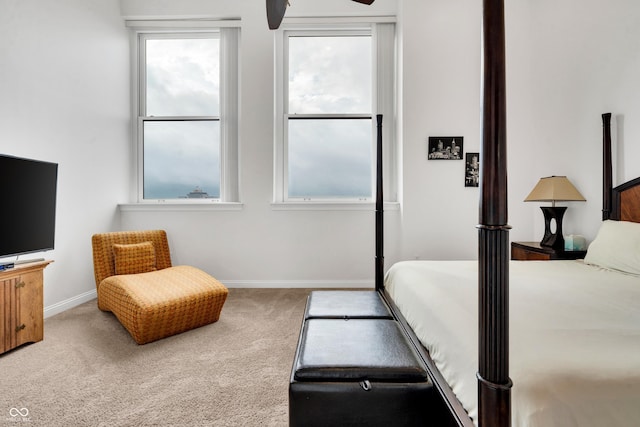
[274,21,397,205]
[128,22,240,205]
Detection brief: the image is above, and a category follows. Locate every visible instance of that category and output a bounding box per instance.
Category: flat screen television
[0,154,58,259]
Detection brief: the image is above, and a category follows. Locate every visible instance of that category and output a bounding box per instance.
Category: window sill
[270,201,400,211]
[118,202,244,212]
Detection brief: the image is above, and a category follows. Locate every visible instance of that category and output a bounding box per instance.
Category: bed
[380,123,640,426]
[385,248,640,426]
[374,2,640,426]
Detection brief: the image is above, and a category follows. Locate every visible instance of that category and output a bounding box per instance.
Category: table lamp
[524,176,586,251]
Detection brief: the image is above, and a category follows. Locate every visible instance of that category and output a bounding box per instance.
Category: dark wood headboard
[601,113,640,223]
[612,177,640,222]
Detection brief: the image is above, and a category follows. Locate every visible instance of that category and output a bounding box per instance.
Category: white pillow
[584,220,640,275]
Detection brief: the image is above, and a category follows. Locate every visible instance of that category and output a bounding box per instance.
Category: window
[131,24,239,203]
[275,22,396,204]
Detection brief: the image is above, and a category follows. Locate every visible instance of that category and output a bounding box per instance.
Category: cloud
[145,38,220,116]
[140,34,375,200]
[288,119,372,198]
[286,34,374,198]
[288,35,371,114]
[143,121,220,199]
[142,37,221,199]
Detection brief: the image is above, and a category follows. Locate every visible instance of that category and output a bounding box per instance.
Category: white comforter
[384,260,640,427]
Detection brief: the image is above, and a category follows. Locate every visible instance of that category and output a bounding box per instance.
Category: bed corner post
[375,114,384,292]
[477,1,512,426]
[602,112,612,221]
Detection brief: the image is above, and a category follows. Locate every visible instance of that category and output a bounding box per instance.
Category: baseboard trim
[43,280,374,317]
[44,289,97,319]
[220,279,374,289]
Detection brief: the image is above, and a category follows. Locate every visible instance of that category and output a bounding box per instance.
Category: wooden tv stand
[1,260,52,354]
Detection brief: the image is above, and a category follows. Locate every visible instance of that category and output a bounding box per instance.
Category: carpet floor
[0,288,311,427]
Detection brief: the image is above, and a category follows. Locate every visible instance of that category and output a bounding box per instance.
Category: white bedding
[384,260,640,427]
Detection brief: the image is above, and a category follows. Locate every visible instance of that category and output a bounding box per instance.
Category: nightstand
[511,241,587,261]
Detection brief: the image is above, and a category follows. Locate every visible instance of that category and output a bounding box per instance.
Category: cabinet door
[15,270,44,347]
[1,278,13,353]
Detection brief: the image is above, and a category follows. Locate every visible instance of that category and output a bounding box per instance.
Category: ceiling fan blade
[266,0,288,30]
[267,0,374,30]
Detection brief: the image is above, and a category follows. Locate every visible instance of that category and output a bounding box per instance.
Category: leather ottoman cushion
[304,290,392,319]
[294,318,427,382]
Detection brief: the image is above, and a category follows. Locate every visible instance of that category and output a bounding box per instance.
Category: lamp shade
[524,176,586,204]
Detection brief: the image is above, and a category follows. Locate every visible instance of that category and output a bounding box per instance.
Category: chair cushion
[113,241,157,275]
[92,230,172,288]
[98,265,228,344]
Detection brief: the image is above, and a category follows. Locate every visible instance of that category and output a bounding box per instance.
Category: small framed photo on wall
[465,152,480,187]
[427,137,463,160]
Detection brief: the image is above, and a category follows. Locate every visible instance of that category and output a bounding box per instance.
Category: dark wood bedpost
[375,114,384,291]
[477,0,512,426]
[602,113,612,220]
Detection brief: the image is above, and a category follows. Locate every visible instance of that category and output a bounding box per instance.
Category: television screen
[0,154,58,258]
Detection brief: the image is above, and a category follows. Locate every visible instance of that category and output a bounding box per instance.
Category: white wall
[120,0,640,285]
[505,0,640,243]
[2,0,639,313]
[398,0,640,261]
[397,0,482,260]
[119,0,401,288]
[0,0,130,315]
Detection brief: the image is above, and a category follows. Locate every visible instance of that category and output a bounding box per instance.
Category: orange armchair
[91,230,228,344]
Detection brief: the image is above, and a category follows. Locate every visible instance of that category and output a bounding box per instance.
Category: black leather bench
[289,291,438,426]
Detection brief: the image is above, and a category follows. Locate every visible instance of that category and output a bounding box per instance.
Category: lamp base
[539,206,566,251]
